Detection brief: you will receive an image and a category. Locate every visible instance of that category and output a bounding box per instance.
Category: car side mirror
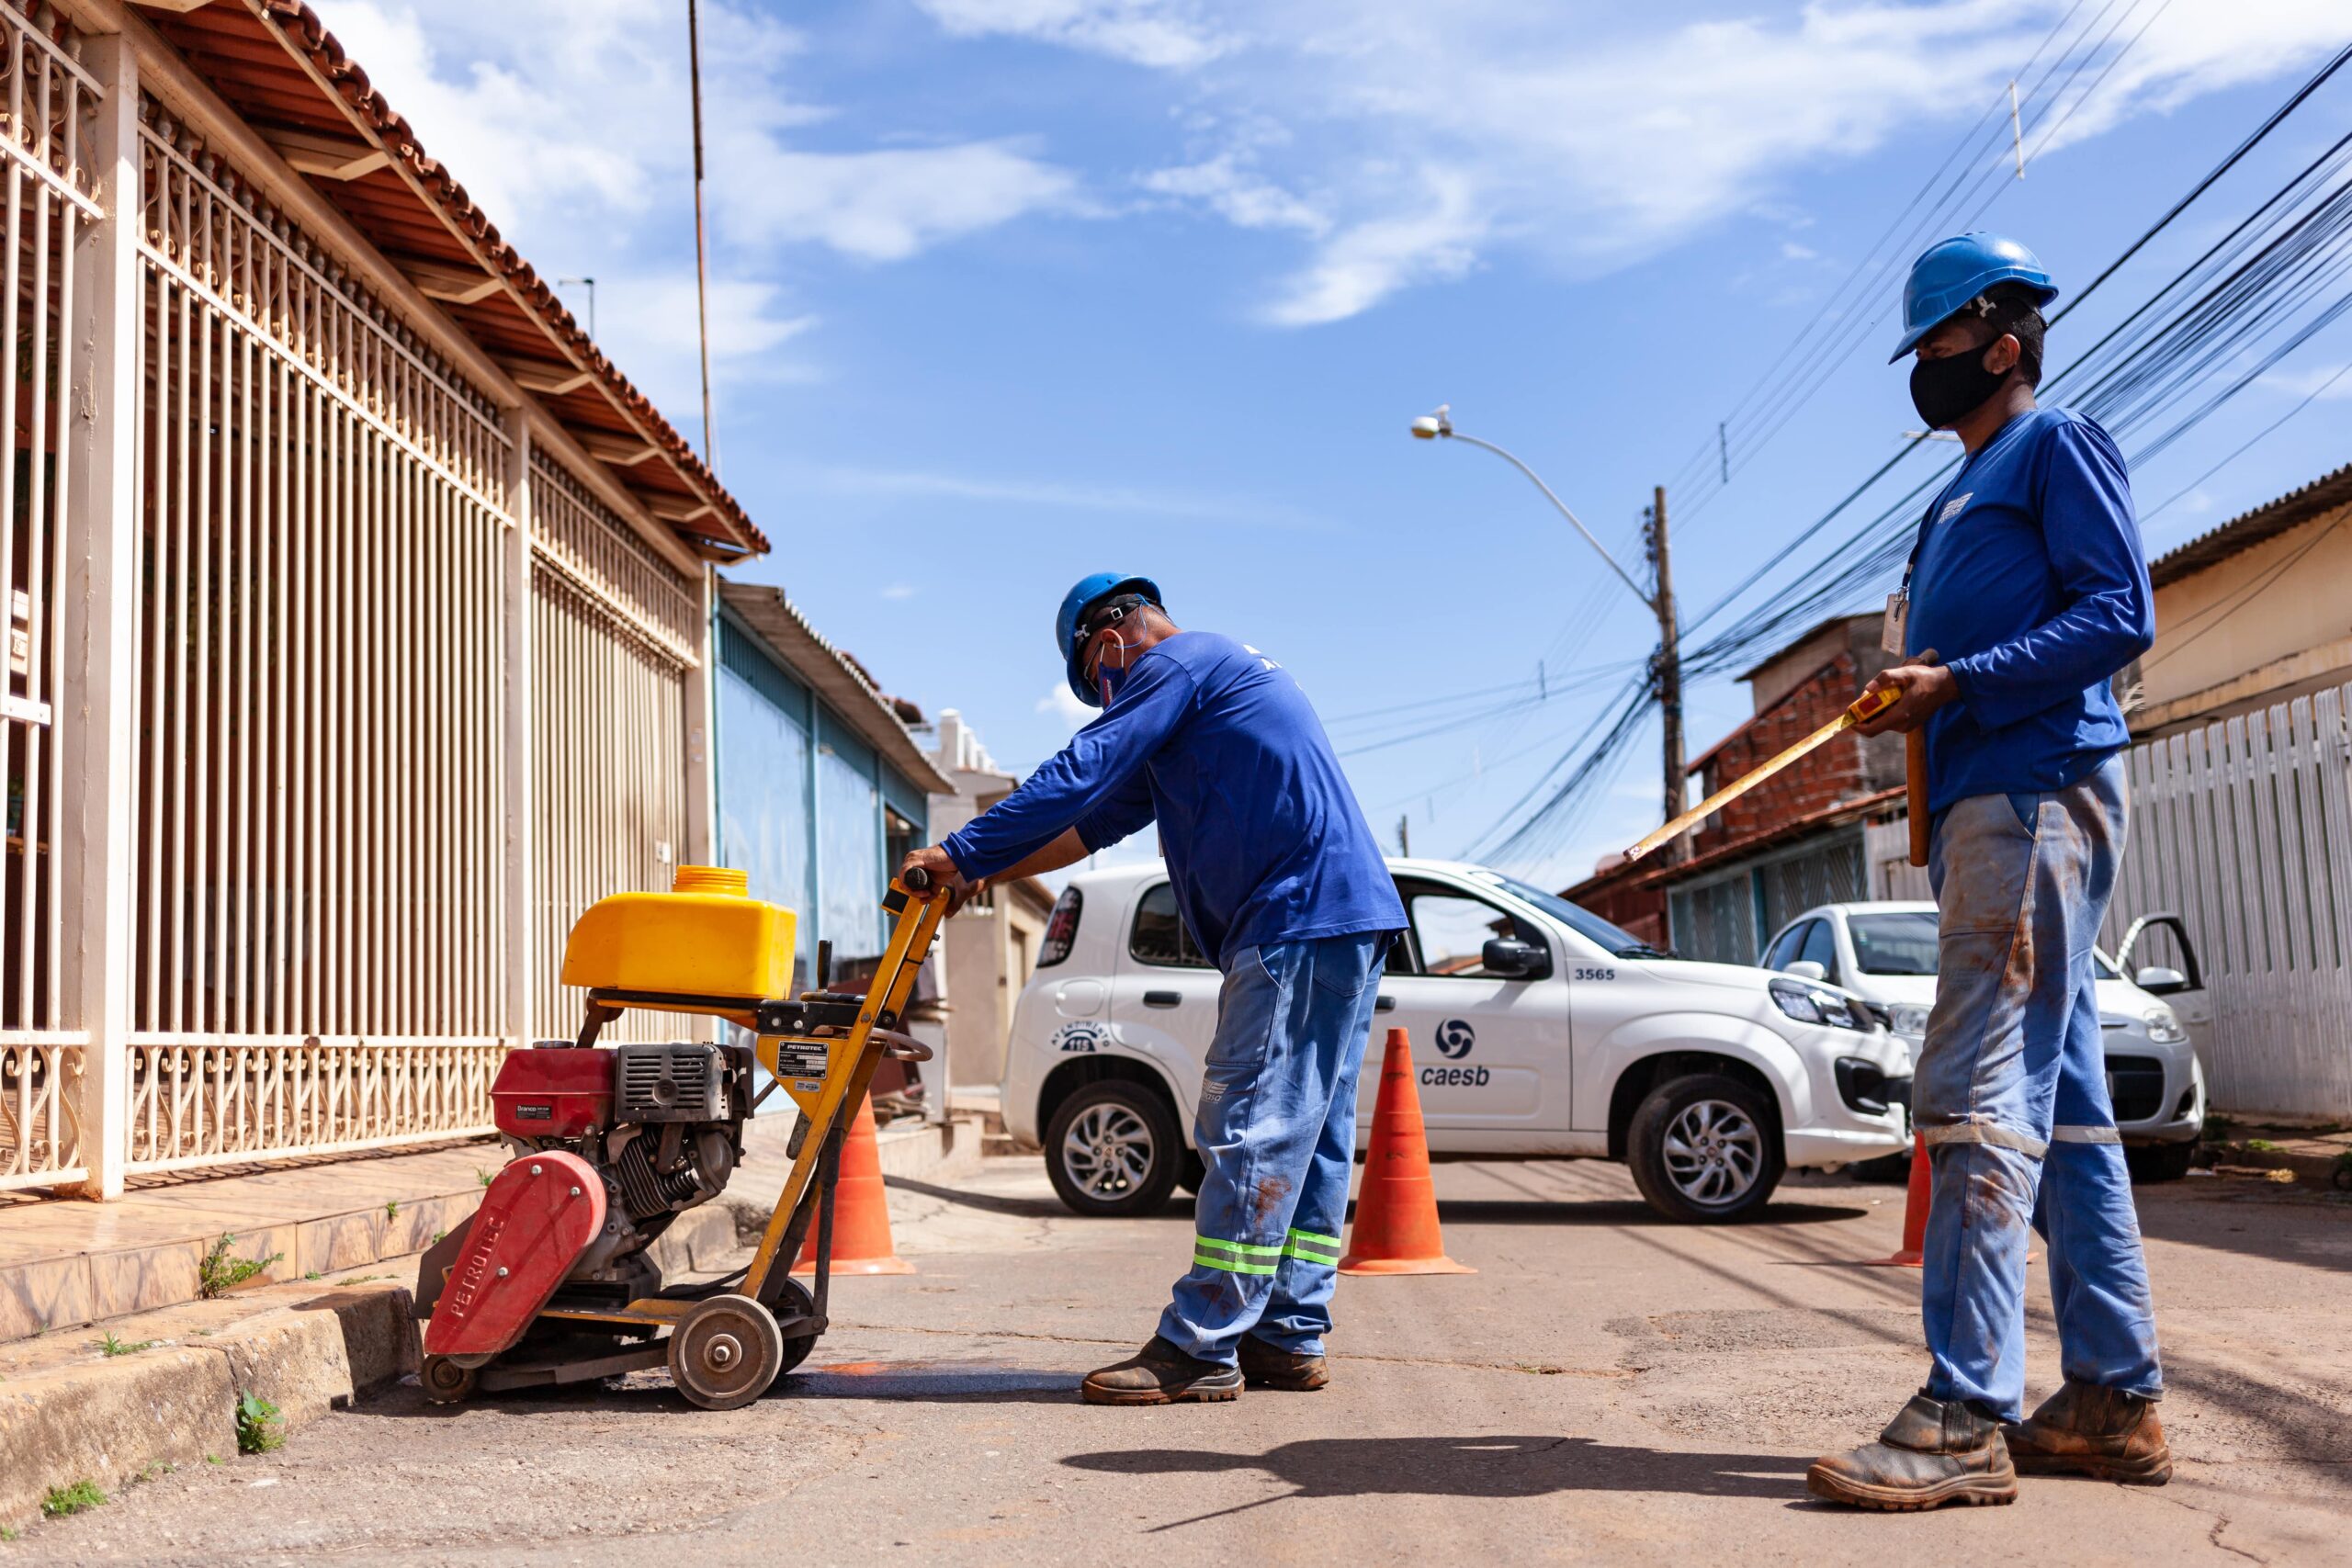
[1783,959,1827,982]
[1482,938,1545,979]
[2134,965,2189,995]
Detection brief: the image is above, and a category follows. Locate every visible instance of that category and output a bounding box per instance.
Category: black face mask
[1909,341,2010,430]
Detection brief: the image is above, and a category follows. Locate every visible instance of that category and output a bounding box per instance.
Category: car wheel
[2124,1140,2196,1183]
[1627,1073,1785,1224]
[1045,1080,1182,1217]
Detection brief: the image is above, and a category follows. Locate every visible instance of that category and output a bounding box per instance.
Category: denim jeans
[1917,755,2163,1419]
[1156,931,1388,1364]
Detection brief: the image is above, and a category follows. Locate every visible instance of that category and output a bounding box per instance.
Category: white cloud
[717,141,1076,262]
[880,583,920,601]
[801,464,1334,529]
[922,0,2351,324]
[917,0,1232,69]
[2256,362,2352,400]
[1141,154,1327,235]
[1036,682,1097,726]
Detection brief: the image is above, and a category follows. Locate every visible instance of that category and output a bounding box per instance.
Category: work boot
[1806,1391,2018,1511]
[2002,1379,2173,1484]
[1238,1334,1329,1391]
[1080,1335,1242,1406]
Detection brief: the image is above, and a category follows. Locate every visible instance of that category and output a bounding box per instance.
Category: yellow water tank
[560,865,797,1000]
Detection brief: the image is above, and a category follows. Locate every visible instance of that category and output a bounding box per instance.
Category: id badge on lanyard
[1883,591,1908,655]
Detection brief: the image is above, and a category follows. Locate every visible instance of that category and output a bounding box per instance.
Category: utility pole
[1397,814,1411,858]
[1647,485,1687,864]
[686,0,718,476]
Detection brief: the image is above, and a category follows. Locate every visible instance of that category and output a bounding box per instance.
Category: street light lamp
[560,276,597,340]
[1407,404,1649,608]
[1408,403,1688,861]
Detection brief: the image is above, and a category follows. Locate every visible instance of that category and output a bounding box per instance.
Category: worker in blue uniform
[1808,234,2169,1510]
[900,574,1405,1404]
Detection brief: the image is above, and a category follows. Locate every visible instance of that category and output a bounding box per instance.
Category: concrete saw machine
[413,864,947,1409]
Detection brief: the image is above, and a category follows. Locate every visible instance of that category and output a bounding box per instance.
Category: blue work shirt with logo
[939,630,1404,970]
[1906,406,2154,816]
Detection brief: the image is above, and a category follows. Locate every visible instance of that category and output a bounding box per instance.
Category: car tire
[1045,1079,1182,1217]
[2125,1140,2196,1183]
[1627,1073,1785,1224]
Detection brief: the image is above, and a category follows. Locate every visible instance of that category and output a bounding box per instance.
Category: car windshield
[1464,870,1662,958]
[1845,909,2127,980]
[1849,912,1939,976]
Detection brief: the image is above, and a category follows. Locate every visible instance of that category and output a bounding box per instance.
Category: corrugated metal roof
[2149,461,2352,590]
[138,1,768,558]
[718,581,956,797]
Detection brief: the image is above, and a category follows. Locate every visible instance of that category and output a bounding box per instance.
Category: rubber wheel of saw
[420,1355,477,1405]
[669,1293,786,1411]
[770,1277,818,1379]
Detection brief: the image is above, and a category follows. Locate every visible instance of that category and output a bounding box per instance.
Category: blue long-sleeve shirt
[1906,407,2154,814]
[941,631,1404,970]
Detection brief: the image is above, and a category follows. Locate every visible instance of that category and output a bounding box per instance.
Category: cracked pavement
[20,1156,2349,1566]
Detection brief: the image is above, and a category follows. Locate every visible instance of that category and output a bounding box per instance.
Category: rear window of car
[1129,883,1211,969]
[1849,912,1939,976]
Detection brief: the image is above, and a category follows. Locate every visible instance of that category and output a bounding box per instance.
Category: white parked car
[1002,859,1911,1224]
[1760,901,2205,1180]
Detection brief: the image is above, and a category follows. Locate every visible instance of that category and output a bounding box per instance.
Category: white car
[1760,901,2205,1179]
[1002,859,1910,1224]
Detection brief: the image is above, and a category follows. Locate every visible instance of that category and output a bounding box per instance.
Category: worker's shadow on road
[1067,1436,1807,1528]
[1430,1199,1867,1227]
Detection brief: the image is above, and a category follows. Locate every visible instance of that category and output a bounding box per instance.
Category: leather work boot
[1806,1391,2019,1511]
[1080,1335,1243,1406]
[1238,1334,1329,1392]
[2003,1379,2173,1484]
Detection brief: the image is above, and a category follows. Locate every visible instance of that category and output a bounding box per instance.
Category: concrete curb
[2204,1139,2352,1190]
[0,1127,959,1527]
[0,1281,417,1529]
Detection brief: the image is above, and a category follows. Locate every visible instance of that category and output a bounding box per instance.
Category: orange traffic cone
[793,1093,915,1277]
[1863,1134,1930,1268]
[1340,1028,1474,1276]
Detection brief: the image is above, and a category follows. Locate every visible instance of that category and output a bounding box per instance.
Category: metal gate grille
[0,3,99,1190]
[2105,687,2352,1119]
[119,99,509,1174]
[529,451,693,1043]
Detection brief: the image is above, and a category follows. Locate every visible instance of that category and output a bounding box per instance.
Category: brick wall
[1690,652,1873,857]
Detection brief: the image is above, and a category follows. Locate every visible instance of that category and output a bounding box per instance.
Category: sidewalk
[0,1143,499,1344]
[2202,1120,2352,1189]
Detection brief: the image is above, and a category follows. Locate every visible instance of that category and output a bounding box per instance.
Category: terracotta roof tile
[238,0,767,556]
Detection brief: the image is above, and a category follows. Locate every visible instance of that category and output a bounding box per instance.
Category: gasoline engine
[413,863,945,1410]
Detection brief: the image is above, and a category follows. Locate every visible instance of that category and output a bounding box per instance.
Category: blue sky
[320,0,2350,888]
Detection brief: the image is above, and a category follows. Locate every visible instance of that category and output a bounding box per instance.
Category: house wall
[1689,650,1903,858]
[2138,501,2352,735]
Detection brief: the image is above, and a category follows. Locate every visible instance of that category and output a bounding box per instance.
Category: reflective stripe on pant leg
[1193,1235,1283,1275]
[1281,1227,1342,1267]
[1919,1116,2051,1159]
[2051,1124,2120,1144]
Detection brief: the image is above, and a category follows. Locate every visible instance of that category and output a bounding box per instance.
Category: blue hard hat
[1056,572,1162,707]
[1890,233,2059,361]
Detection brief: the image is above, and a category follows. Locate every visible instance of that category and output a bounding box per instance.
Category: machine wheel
[1045,1079,1182,1217]
[2125,1141,2196,1183]
[769,1278,819,1379]
[669,1293,785,1411]
[1627,1073,1784,1224]
[420,1355,478,1405]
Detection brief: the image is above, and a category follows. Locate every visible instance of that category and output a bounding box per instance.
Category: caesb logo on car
[1424,1018,1489,1088]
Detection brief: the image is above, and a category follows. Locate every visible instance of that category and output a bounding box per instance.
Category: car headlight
[1887,1003,1930,1040]
[1769,977,1871,1032]
[2143,1006,2187,1044]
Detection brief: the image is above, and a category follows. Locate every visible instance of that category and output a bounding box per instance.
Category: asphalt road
[22,1157,2350,1567]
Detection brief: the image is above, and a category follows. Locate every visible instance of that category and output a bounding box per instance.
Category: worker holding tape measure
[1805,235,2168,1512]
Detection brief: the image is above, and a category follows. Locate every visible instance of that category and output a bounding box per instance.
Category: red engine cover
[424,1150,608,1359]
[492,1047,614,1139]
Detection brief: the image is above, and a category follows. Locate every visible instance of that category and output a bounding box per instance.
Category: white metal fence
[529,452,693,1044]
[0,10,720,1196]
[0,3,99,1190]
[1867,684,2352,1121]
